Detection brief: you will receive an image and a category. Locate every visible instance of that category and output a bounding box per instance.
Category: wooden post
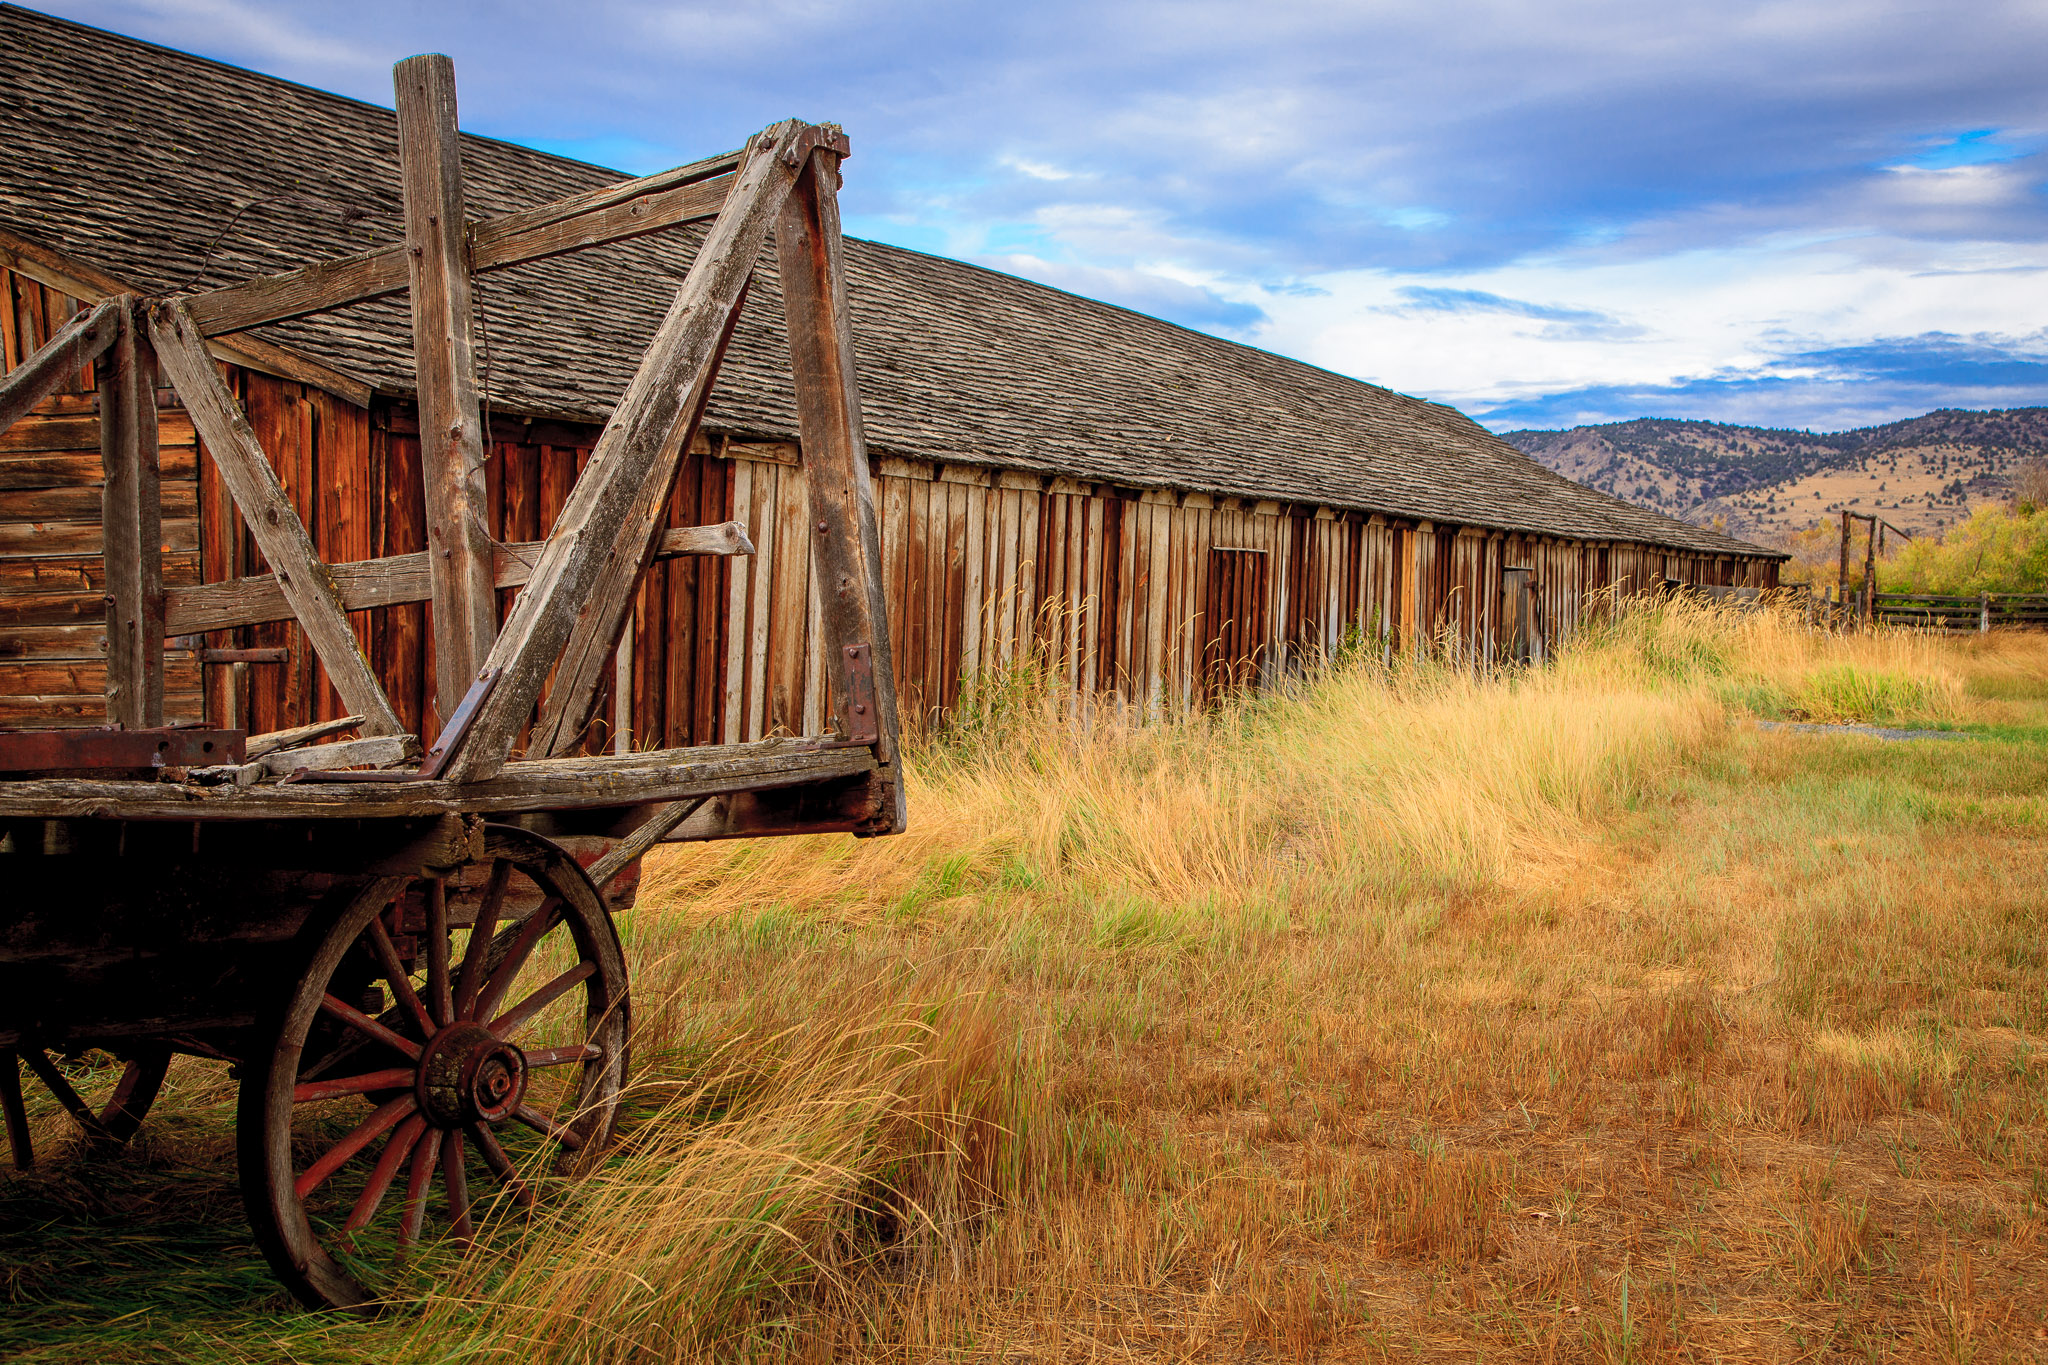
[775,142,904,831]
[441,121,812,784]
[148,299,404,737]
[394,54,496,729]
[1837,509,1852,607]
[1862,515,1878,623]
[1981,592,1991,634]
[97,299,164,727]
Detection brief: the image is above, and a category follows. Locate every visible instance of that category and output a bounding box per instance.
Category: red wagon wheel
[1,1045,170,1169]
[237,824,630,1312]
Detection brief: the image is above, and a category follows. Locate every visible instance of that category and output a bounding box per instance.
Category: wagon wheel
[238,824,630,1312]
[1,1045,171,1169]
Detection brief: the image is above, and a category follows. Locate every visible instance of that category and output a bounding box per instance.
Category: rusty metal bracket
[0,726,246,776]
[781,124,851,169]
[802,643,879,751]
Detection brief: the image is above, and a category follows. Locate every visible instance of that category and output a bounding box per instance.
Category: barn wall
[1,266,1783,741]
[712,453,1783,737]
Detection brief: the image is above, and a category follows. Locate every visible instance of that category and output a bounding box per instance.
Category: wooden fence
[1871,592,2048,632]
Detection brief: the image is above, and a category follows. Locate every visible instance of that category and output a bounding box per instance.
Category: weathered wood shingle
[0,4,1776,560]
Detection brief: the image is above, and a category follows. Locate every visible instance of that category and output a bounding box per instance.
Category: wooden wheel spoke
[489,962,596,1039]
[294,1093,416,1200]
[426,877,453,1027]
[19,1048,113,1140]
[246,825,627,1310]
[468,1122,536,1208]
[512,1102,586,1151]
[344,1113,426,1235]
[473,897,562,1022]
[442,1129,474,1242]
[319,993,423,1061]
[365,918,436,1040]
[399,1128,444,1251]
[453,860,513,1019]
[294,1067,417,1104]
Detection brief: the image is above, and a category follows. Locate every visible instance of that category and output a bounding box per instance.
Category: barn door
[1202,547,1269,699]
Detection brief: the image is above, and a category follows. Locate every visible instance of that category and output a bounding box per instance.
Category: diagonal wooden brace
[148,298,405,737]
[440,120,816,784]
[0,294,124,436]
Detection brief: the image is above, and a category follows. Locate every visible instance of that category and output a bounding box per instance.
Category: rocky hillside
[1503,409,2048,539]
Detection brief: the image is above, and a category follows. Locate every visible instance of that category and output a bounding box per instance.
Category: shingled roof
[0,5,1777,560]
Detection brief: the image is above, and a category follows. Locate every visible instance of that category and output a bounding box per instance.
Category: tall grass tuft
[404,988,1032,1364]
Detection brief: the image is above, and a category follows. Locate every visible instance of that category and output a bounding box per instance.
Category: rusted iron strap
[0,726,245,774]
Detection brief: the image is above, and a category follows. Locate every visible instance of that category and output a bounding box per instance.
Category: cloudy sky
[37,0,2048,432]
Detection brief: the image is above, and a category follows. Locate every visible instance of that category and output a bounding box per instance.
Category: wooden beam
[774,144,905,832]
[0,737,876,821]
[147,298,404,736]
[180,147,765,339]
[0,295,123,437]
[0,229,374,407]
[529,278,750,757]
[470,176,730,277]
[472,145,744,241]
[164,522,751,635]
[394,54,497,727]
[440,121,814,784]
[97,299,165,727]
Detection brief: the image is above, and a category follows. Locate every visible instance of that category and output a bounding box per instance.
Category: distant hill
[1502,408,2048,539]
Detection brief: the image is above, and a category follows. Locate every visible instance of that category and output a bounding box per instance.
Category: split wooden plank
[442,121,812,784]
[528,278,752,757]
[774,143,903,807]
[766,459,810,736]
[743,463,775,742]
[245,714,365,759]
[257,732,417,778]
[0,295,122,437]
[147,298,404,737]
[721,458,753,743]
[395,54,497,727]
[96,300,164,728]
[164,522,752,635]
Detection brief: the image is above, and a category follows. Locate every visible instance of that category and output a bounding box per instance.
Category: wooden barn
[0,7,1783,748]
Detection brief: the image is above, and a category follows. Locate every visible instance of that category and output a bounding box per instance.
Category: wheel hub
[416,1022,526,1126]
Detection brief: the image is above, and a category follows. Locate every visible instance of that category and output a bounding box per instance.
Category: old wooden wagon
[0,59,901,1312]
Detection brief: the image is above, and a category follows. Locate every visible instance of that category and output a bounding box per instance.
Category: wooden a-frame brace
[0,54,900,830]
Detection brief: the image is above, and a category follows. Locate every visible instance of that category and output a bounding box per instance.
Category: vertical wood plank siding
[1,267,1781,738]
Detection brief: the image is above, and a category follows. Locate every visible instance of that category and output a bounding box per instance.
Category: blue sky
[40,0,2048,433]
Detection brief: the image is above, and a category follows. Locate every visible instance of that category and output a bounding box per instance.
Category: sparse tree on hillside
[2014,457,2048,513]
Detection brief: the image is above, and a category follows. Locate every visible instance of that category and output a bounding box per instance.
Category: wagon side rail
[0,56,902,839]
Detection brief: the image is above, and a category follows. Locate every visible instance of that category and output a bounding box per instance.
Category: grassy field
[3,603,2046,1363]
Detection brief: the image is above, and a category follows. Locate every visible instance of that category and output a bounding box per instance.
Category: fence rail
[1870,592,2048,632]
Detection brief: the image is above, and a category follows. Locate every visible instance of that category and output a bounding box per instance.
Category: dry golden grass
[8,609,2039,1365]
[14,603,2038,1364]
[370,603,2048,1363]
